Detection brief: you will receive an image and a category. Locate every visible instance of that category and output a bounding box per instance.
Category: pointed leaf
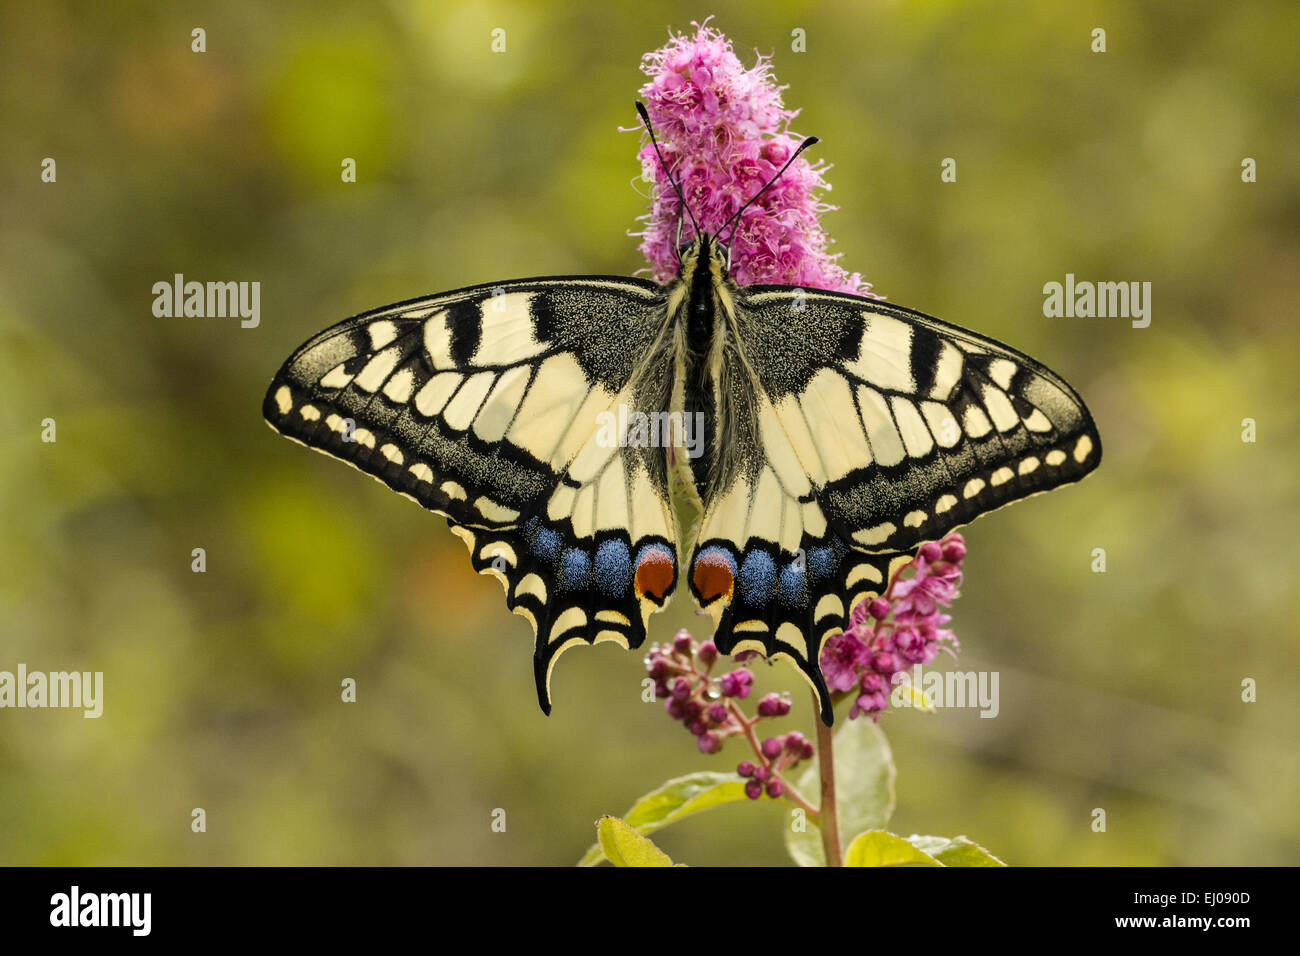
[904,834,1006,866]
[844,830,940,867]
[577,772,748,866]
[597,816,677,867]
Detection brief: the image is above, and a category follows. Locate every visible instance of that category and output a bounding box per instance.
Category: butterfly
[263,105,1101,724]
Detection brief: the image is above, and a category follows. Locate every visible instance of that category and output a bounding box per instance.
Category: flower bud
[719,669,753,698]
[762,140,790,164]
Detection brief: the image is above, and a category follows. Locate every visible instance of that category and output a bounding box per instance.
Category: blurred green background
[2,0,1297,866]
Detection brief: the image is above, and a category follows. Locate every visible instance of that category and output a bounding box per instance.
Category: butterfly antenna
[636,101,702,242]
[719,135,820,248]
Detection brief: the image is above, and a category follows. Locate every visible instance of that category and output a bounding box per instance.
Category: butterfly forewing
[738,288,1101,552]
[685,285,1101,721]
[264,277,682,711]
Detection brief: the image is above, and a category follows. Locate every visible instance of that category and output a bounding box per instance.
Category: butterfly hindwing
[263,277,681,710]
[689,516,907,724]
[684,393,913,723]
[689,286,1101,720]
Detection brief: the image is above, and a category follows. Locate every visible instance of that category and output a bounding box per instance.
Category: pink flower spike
[633,21,879,297]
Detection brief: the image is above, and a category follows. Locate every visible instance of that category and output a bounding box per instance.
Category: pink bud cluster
[645,631,814,798]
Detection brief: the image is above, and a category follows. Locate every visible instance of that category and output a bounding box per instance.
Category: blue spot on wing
[559,547,591,593]
[737,550,777,607]
[526,518,562,565]
[778,561,808,608]
[594,539,632,598]
[807,546,835,585]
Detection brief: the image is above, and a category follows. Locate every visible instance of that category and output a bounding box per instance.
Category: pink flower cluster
[633,20,877,295]
[646,630,815,799]
[820,534,966,720]
[648,630,763,754]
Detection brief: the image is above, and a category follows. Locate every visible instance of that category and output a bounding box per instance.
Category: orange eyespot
[692,550,735,603]
[634,547,675,602]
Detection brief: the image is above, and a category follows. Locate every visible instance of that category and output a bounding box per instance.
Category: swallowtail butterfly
[264,107,1100,724]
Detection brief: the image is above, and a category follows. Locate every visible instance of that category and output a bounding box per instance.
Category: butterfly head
[676,232,731,280]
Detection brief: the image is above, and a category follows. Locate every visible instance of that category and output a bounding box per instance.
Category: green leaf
[784,718,895,867]
[904,834,1007,866]
[597,816,677,867]
[844,830,941,866]
[840,831,1007,866]
[892,681,935,713]
[577,772,749,866]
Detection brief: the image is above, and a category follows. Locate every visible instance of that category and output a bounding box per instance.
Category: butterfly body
[265,234,1099,724]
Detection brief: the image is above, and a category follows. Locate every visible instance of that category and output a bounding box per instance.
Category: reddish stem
[815,694,843,867]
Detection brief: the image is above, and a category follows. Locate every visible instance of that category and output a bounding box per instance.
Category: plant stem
[815,692,843,867]
[780,781,820,817]
[727,699,765,756]
[729,699,818,815]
